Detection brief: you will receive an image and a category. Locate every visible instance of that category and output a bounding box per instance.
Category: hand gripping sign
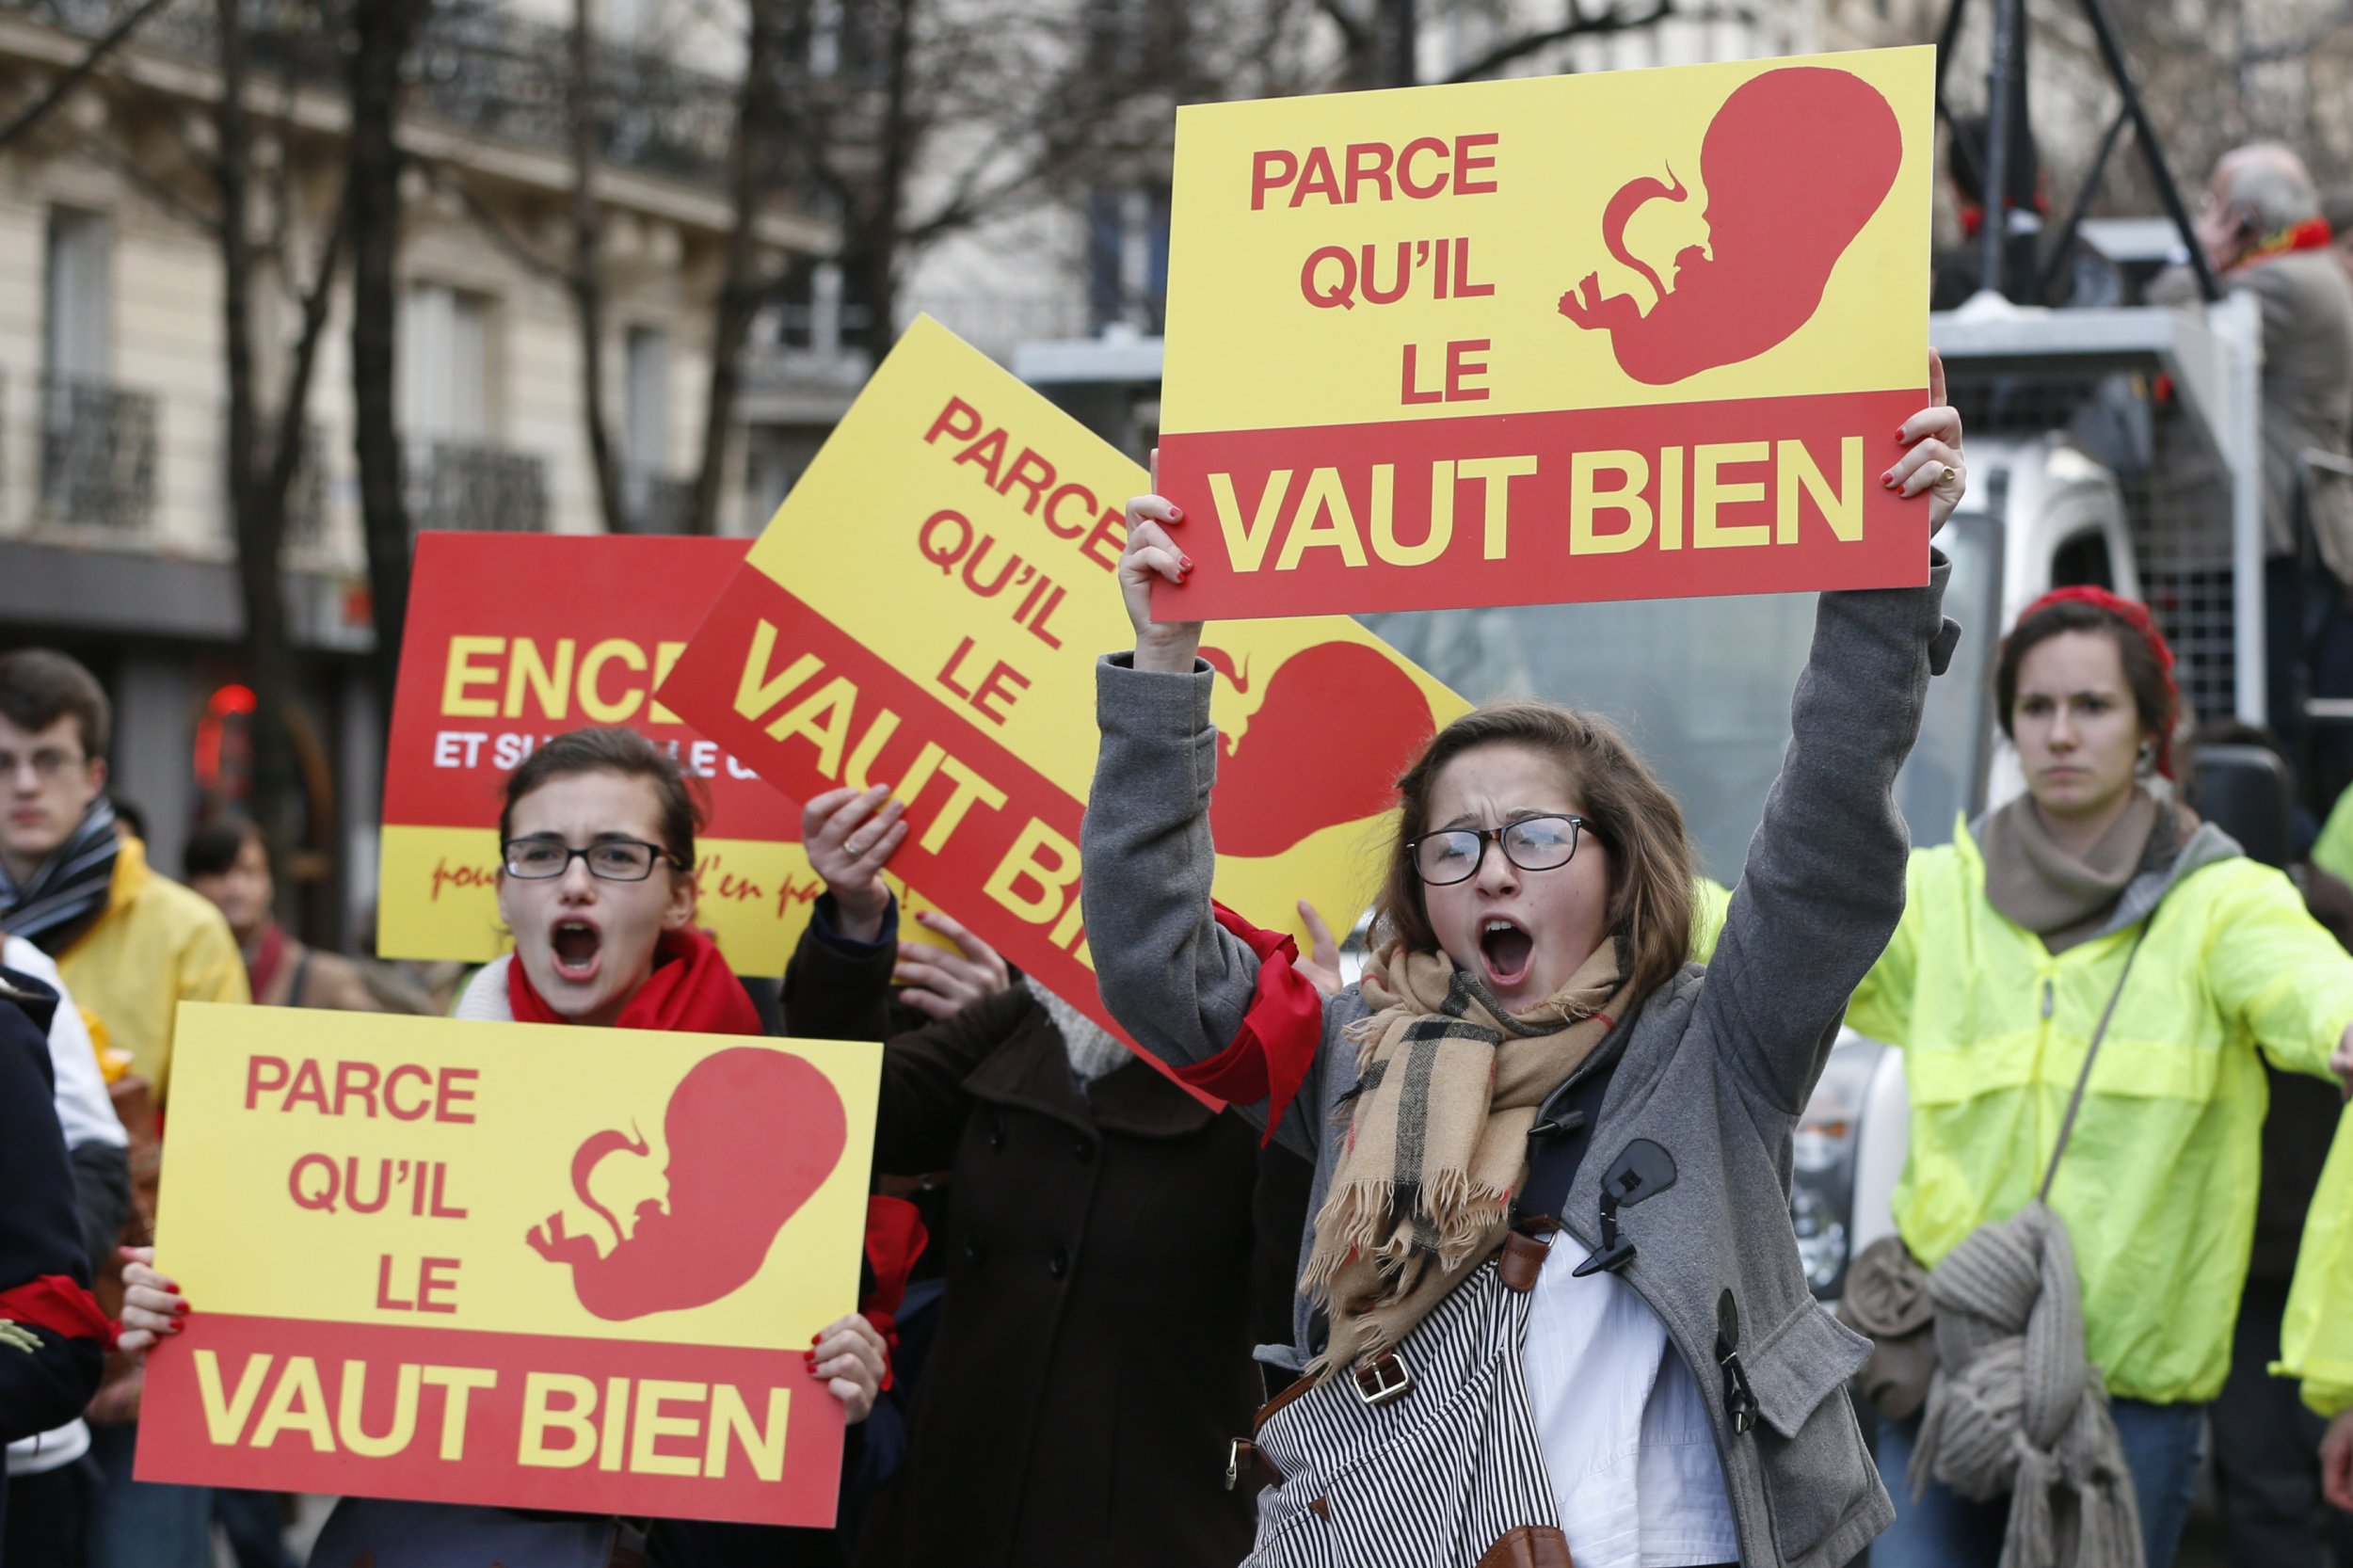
[378,532,949,976]
[136,1005,879,1527]
[1153,46,1934,622]
[658,315,1465,1046]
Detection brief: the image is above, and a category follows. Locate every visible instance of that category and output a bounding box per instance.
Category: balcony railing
[2,0,738,191]
[405,439,548,535]
[40,374,157,532]
[623,466,694,535]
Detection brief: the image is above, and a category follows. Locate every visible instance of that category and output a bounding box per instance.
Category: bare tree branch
[1438,0,1753,85]
[0,0,176,152]
[425,163,567,281]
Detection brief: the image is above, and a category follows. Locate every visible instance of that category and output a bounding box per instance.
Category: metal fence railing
[405,438,549,535]
[40,373,157,532]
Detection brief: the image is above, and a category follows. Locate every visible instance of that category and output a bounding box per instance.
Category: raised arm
[1079,484,1330,1158]
[1699,360,1964,1112]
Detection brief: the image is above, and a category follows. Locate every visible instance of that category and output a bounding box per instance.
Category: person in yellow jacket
[2280,1104,2353,1511]
[1842,588,2353,1568]
[0,648,246,1568]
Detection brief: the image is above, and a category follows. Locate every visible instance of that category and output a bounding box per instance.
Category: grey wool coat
[1080,557,1956,1568]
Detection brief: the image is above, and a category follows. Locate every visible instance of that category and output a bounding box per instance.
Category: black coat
[783,902,1275,1568]
[0,970,104,1444]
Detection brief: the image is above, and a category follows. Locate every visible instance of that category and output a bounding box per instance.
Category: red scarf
[1169,902,1326,1143]
[2237,216,2334,269]
[246,923,289,1000]
[506,926,761,1036]
[858,1195,928,1393]
[0,1275,118,1351]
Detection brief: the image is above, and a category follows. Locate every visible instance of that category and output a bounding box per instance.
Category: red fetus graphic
[1556,66,1902,385]
[528,1047,848,1320]
[1201,643,1438,858]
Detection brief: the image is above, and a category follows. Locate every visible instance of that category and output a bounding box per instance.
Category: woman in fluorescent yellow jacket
[2281,1105,2353,1508]
[1845,588,2353,1568]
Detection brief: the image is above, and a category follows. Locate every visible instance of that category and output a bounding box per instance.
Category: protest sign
[1154,46,1934,620]
[137,1004,879,1528]
[378,532,946,975]
[658,315,1465,1043]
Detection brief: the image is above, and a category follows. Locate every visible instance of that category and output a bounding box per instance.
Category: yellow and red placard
[377,532,945,975]
[137,1004,880,1527]
[659,315,1465,1045]
[1155,46,1934,620]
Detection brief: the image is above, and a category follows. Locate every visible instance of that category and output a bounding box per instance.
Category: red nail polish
[165,1283,180,1296]
[173,1301,190,1316]
[1179,555,1193,570]
[1896,426,1909,444]
[1168,506,1183,521]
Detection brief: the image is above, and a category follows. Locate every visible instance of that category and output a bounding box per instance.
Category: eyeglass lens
[504,840,660,880]
[1415,816,1582,885]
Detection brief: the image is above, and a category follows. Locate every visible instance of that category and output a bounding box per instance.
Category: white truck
[1014,279,2277,1301]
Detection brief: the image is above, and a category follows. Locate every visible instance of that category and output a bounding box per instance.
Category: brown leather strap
[1253,1366,1320,1432]
[2039,921,2151,1204]
[1226,1435,1286,1493]
[1477,1525,1573,1568]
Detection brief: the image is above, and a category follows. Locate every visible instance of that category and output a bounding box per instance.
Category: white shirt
[4,936,125,1150]
[1522,1238,1739,1568]
[4,935,126,1477]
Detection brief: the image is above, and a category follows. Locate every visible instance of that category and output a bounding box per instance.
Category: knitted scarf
[1977,789,2164,955]
[0,798,117,955]
[1912,1203,2142,1568]
[1301,938,1628,1378]
[1019,975,1131,1083]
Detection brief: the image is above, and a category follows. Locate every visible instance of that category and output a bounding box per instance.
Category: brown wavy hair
[499,728,704,869]
[1371,702,1695,1003]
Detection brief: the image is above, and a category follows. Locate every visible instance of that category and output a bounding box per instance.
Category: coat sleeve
[158,905,250,1104]
[2281,1104,2353,1417]
[1080,653,1330,1158]
[1695,558,1956,1114]
[780,893,902,1044]
[2204,863,2353,1079]
[1841,858,1927,1050]
[0,997,105,1443]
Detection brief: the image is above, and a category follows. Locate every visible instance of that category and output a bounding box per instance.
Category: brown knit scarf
[1978,788,2166,955]
[1301,938,1630,1379]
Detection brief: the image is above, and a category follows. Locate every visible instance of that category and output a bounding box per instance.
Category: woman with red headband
[1846,587,2353,1568]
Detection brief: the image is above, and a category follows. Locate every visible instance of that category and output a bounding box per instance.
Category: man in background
[0,648,246,1568]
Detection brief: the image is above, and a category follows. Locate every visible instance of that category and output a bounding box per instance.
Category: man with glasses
[0,648,244,1568]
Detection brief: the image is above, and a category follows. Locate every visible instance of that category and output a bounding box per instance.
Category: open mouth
[551,920,602,982]
[1480,918,1534,988]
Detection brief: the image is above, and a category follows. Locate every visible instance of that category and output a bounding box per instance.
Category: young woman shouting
[121,729,887,1567]
[1079,360,1965,1568]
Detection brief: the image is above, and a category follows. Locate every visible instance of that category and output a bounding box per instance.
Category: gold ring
[1939,465,1958,487]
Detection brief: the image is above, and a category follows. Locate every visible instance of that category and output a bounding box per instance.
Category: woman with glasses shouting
[117,728,888,1568]
[1079,355,1965,1568]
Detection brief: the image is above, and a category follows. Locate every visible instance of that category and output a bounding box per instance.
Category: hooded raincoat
[1845,815,2353,1405]
[2279,1106,2353,1417]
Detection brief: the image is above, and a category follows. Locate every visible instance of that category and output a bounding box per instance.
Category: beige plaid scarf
[1301,938,1629,1378]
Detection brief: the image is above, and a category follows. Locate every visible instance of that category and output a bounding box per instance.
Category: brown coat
[782,910,1269,1568]
[253,938,390,1012]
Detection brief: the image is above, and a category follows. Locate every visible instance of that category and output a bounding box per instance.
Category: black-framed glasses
[1409,815,1591,887]
[502,837,680,882]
